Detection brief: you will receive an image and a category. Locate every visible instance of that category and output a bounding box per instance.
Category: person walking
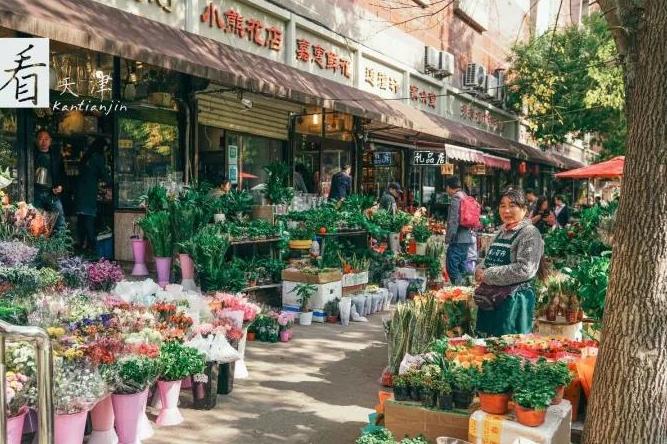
[445,176,475,285]
[474,189,545,337]
[379,182,401,214]
[328,164,352,201]
[33,129,66,232]
[531,196,555,234]
[75,136,110,253]
[525,188,538,216]
[554,195,570,228]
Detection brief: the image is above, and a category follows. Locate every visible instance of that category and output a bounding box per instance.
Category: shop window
[324,112,354,142]
[361,149,403,198]
[295,107,323,137]
[0,109,19,202]
[50,42,115,99]
[116,116,180,208]
[294,135,320,195]
[120,60,181,109]
[197,125,225,187]
[240,135,283,190]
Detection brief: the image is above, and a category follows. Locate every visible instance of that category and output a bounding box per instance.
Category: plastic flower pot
[54,409,88,444]
[7,406,28,444]
[551,385,565,405]
[154,256,172,288]
[287,329,294,340]
[181,376,192,389]
[88,395,118,444]
[514,404,547,427]
[280,330,290,342]
[217,361,236,395]
[415,242,427,255]
[156,380,184,426]
[422,390,437,408]
[131,239,149,276]
[179,254,196,290]
[139,388,154,441]
[438,393,454,410]
[326,315,338,324]
[453,390,474,409]
[246,331,256,341]
[410,386,421,402]
[393,386,409,402]
[299,311,313,326]
[192,362,219,410]
[479,392,510,415]
[112,389,148,444]
[389,233,401,253]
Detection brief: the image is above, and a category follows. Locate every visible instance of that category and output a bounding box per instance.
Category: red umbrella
[555,156,625,179]
[239,172,259,179]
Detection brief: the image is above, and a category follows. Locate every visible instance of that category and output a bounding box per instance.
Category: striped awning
[445,144,511,170]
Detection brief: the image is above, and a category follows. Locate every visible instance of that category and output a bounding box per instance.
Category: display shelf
[242,283,282,292]
[230,237,282,245]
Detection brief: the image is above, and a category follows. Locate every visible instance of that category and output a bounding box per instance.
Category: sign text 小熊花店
[412,151,446,166]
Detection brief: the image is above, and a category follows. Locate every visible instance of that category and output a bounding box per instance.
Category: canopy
[554,156,625,179]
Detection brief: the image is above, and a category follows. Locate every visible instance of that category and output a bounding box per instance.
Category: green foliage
[159,341,206,381]
[451,366,479,393]
[355,428,396,444]
[34,230,73,268]
[411,220,431,243]
[101,356,159,395]
[263,162,294,205]
[323,298,340,317]
[139,185,170,213]
[137,211,173,257]
[535,357,573,388]
[566,252,610,326]
[287,225,313,241]
[513,360,558,410]
[368,250,396,284]
[218,190,254,218]
[182,225,232,292]
[291,283,316,312]
[389,211,412,233]
[477,355,521,394]
[506,12,624,155]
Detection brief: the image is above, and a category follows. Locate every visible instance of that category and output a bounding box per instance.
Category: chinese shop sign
[460,103,503,134]
[409,85,437,109]
[295,39,351,79]
[292,29,354,85]
[200,2,283,51]
[409,77,441,114]
[412,151,446,166]
[361,59,402,99]
[0,39,49,108]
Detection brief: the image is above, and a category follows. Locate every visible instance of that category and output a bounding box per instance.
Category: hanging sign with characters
[412,150,447,166]
[0,39,49,108]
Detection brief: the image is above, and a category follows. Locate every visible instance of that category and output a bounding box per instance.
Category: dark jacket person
[328,164,352,201]
[75,137,110,252]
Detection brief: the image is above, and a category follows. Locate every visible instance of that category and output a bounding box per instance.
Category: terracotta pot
[566,309,578,323]
[551,385,565,405]
[515,404,547,427]
[545,308,557,322]
[246,332,256,341]
[577,309,584,322]
[326,315,338,324]
[479,392,510,415]
[179,254,195,280]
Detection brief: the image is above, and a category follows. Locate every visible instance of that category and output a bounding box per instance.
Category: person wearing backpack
[445,176,479,285]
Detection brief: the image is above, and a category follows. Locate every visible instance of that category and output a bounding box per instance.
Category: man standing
[328,164,352,201]
[379,182,401,214]
[525,189,537,217]
[33,129,66,231]
[445,176,474,285]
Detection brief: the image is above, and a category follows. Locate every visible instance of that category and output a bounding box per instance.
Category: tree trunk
[584,0,667,442]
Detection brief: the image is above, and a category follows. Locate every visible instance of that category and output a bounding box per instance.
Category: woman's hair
[499,188,528,209]
[534,196,550,213]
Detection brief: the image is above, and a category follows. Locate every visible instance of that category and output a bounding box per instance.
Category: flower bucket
[181,376,192,389]
[54,410,88,444]
[154,256,172,288]
[299,311,313,326]
[88,395,118,444]
[139,389,154,441]
[131,239,149,276]
[415,242,427,255]
[217,362,235,395]
[280,330,289,342]
[112,390,148,444]
[6,406,28,444]
[192,362,219,410]
[479,392,510,415]
[179,254,195,280]
[389,233,401,253]
[156,380,184,426]
[515,404,547,427]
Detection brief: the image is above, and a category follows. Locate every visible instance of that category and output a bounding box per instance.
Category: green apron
[476,228,535,337]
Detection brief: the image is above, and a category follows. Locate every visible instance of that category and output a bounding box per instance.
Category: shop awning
[445,144,483,163]
[555,156,624,179]
[480,153,511,171]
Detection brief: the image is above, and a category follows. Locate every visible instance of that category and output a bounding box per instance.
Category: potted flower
[101,355,159,444]
[5,371,31,444]
[435,378,453,411]
[323,299,340,324]
[536,358,573,405]
[87,258,124,291]
[291,283,316,326]
[476,355,520,415]
[451,366,477,409]
[392,374,409,402]
[137,210,173,287]
[277,312,294,342]
[412,220,431,255]
[156,341,206,426]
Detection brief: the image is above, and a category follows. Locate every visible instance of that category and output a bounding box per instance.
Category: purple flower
[87,259,124,292]
[58,257,89,289]
[0,241,38,267]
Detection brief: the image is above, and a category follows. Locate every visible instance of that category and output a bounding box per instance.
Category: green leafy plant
[263,162,294,205]
[288,225,313,241]
[139,185,170,213]
[158,341,206,381]
[181,225,231,292]
[218,190,254,218]
[477,355,521,394]
[566,252,611,327]
[100,355,159,395]
[411,220,431,243]
[323,298,340,317]
[450,366,479,393]
[513,361,557,410]
[291,283,316,312]
[355,428,396,444]
[535,358,573,388]
[33,230,73,268]
[137,210,173,257]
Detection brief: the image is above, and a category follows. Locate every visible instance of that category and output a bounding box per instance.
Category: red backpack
[459,194,481,229]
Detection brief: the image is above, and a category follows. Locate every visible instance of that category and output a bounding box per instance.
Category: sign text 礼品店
[200,2,283,51]
[412,151,446,166]
[295,39,351,79]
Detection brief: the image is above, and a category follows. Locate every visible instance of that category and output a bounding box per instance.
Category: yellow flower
[47,327,65,338]
[62,348,84,360]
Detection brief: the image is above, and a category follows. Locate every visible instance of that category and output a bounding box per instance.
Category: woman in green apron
[474,189,545,337]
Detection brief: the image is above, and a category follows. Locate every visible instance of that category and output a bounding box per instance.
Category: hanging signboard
[440,163,454,175]
[373,152,393,166]
[470,164,486,175]
[412,150,446,166]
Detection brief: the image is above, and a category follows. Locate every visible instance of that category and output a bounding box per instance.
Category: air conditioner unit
[495,69,506,102]
[440,51,455,77]
[486,75,498,98]
[464,63,486,89]
[424,46,440,73]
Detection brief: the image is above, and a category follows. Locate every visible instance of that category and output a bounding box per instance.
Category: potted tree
[412,220,431,256]
[292,283,316,325]
[477,355,521,415]
[156,341,206,426]
[137,210,173,287]
[323,298,340,323]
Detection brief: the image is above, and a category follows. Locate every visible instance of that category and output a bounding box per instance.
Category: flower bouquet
[58,257,89,289]
[87,259,124,292]
[5,371,32,444]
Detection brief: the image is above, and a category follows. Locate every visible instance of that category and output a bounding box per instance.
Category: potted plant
[182,226,231,293]
[246,270,259,288]
[288,225,314,250]
[323,299,340,323]
[392,374,410,402]
[436,378,453,410]
[387,211,412,253]
[263,162,294,208]
[412,220,431,255]
[477,355,520,415]
[536,358,573,405]
[156,341,206,426]
[137,210,173,287]
[5,371,31,444]
[406,370,422,402]
[292,283,316,326]
[513,362,556,427]
[219,189,254,222]
[170,193,209,289]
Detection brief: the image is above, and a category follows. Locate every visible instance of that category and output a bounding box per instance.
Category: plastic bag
[350,303,368,322]
[352,295,366,316]
[220,309,244,329]
[208,334,240,364]
[398,353,426,375]
[339,297,352,326]
[372,294,384,314]
[363,294,373,315]
[387,281,399,303]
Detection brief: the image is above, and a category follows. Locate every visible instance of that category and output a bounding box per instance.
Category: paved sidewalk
[146,314,388,444]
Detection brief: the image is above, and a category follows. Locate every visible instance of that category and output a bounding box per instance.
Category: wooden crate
[281,269,342,284]
[384,400,470,442]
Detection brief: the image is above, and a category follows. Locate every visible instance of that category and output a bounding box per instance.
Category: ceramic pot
[154,256,172,288]
[131,239,149,276]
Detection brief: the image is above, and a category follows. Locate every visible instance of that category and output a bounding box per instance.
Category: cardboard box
[281,269,343,284]
[342,271,369,287]
[384,400,470,442]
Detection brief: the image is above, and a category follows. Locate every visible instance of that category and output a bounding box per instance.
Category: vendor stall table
[384,400,470,442]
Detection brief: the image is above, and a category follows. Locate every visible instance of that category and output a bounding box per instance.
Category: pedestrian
[328,164,352,201]
[474,189,545,337]
[531,196,555,234]
[445,176,475,285]
[554,195,570,228]
[293,163,309,193]
[75,136,110,253]
[33,129,66,232]
[379,182,401,214]
[525,188,537,216]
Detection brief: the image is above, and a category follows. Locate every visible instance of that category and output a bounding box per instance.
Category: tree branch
[598,0,629,56]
